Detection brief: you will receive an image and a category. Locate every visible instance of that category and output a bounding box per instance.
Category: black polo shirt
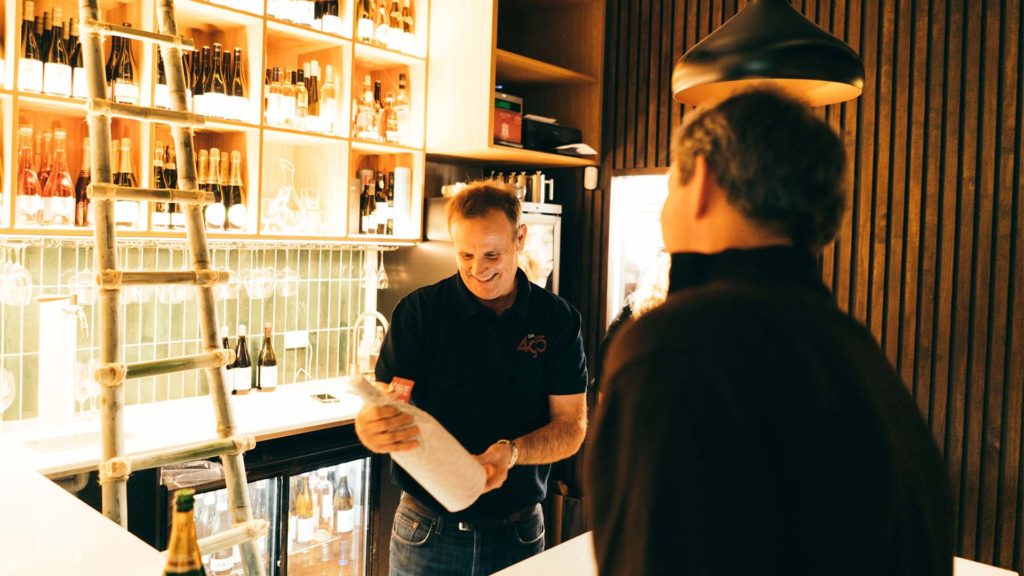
[376,269,588,521]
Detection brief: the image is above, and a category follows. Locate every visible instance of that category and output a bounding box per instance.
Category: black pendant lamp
[672,0,865,107]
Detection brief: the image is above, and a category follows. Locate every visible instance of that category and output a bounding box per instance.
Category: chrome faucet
[347,310,390,380]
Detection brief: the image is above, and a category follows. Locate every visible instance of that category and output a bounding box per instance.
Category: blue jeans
[389,500,546,576]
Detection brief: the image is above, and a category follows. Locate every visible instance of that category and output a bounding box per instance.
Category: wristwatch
[496,439,519,469]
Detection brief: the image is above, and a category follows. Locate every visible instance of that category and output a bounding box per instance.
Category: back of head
[445,181,521,233]
[672,89,848,251]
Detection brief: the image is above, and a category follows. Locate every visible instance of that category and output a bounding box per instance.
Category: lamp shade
[672,0,865,107]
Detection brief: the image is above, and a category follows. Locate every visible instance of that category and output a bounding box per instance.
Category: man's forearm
[514,416,587,465]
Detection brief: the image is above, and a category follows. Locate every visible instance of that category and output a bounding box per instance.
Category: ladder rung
[82,19,196,51]
[95,350,235,387]
[197,520,269,557]
[98,269,230,289]
[88,99,205,127]
[88,183,215,205]
[99,435,256,481]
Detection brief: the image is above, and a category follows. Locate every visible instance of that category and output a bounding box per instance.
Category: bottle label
[210,553,234,573]
[230,95,249,122]
[297,517,314,543]
[375,24,390,45]
[205,203,226,229]
[357,18,374,41]
[259,365,277,390]
[16,194,42,226]
[193,93,207,116]
[52,196,75,226]
[114,200,139,227]
[322,15,343,35]
[234,366,252,392]
[113,82,139,105]
[336,509,354,533]
[72,67,88,98]
[43,63,72,96]
[322,495,332,519]
[227,203,247,230]
[18,58,44,92]
[155,83,170,109]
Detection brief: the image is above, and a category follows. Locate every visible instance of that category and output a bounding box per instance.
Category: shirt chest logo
[516,333,547,359]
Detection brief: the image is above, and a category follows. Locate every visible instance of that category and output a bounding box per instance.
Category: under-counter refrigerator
[158,428,377,576]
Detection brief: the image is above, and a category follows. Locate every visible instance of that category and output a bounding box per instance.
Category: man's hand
[354,404,420,453]
[474,442,513,492]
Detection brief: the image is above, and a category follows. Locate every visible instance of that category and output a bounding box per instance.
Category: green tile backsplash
[0,239,370,422]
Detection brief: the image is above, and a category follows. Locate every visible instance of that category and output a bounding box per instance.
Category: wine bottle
[401,0,414,52]
[229,48,246,120]
[164,147,181,228]
[333,473,354,533]
[40,9,52,67]
[152,142,169,228]
[114,138,139,227]
[163,489,207,576]
[375,0,390,45]
[267,67,284,126]
[315,470,333,535]
[357,0,374,43]
[74,137,90,227]
[155,50,170,109]
[383,92,399,143]
[42,129,74,226]
[355,75,375,139]
[321,0,342,35]
[209,492,236,576]
[395,73,411,145]
[226,151,246,230]
[375,170,388,234]
[112,24,139,104]
[104,35,120,99]
[43,8,71,96]
[206,148,225,230]
[19,1,43,93]
[37,131,52,198]
[257,323,277,391]
[209,43,227,118]
[193,45,210,114]
[282,68,297,126]
[234,324,252,394]
[295,475,315,543]
[294,68,309,126]
[320,64,337,133]
[387,0,402,50]
[16,126,42,225]
[221,324,235,392]
[69,18,86,98]
[372,80,384,140]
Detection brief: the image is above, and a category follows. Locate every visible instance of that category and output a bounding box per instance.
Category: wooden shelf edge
[427,146,596,168]
[495,49,594,85]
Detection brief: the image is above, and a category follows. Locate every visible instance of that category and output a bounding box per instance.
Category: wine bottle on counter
[234,324,252,394]
[19,1,43,93]
[163,489,206,576]
[75,137,91,227]
[257,323,277,391]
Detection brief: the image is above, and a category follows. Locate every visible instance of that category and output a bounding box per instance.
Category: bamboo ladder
[79,0,266,573]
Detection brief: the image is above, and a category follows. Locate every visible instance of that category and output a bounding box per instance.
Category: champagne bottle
[320,64,337,133]
[163,489,207,576]
[42,129,74,226]
[333,473,354,533]
[209,492,236,576]
[113,138,139,227]
[152,142,169,228]
[164,147,181,228]
[233,324,252,394]
[257,323,277,391]
[395,73,411,145]
[205,148,225,229]
[357,0,374,43]
[112,24,139,104]
[74,137,90,227]
[295,475,315,543]
[70,18,87,98]
[19,1,43,92]
[16,125,42,225]
[226,151,246,230]
[43,8,71,96]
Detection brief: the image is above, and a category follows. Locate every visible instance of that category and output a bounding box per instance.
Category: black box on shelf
[522,119,582,153]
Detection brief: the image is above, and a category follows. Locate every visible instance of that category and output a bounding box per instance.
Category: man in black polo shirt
[355,182,589,576]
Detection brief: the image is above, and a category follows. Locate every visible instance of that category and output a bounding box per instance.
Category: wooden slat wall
[601,0,1024,570]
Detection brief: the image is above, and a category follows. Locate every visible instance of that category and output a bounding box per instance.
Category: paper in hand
[349,376,487,512]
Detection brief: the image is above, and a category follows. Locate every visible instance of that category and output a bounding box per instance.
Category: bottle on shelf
[219,149,230,219]
[315,470,333,535]
[333,473,354,534]
[209,492,238,576]
[257,323,277,391]
[221,324,235,392]
[113,137,139,227]
[294,69,309,127]
[401,0,415,52]
[42,7,71,96]
[295,475,315,544]
[152,141,170,228]
[320,0,342,34]
[267,67,284,126]
[281,68,297,126]
[354,75,375,140]
[70,18,87,98]
[155,50,170,109]
[233,324,252,394]
[375,0,391,46]
[16,125,42,226]
[75,137,91,227]
[207,43,228,117]
[358,169,376,234]
[382,92,399,143]
[19,1,44,93]
[193,45,210,114]
[165,146,182,228]
[206,148,226,230]
[387,0,402,50]
[112,23,139,105]
[40,9,53,67]
[226,151,246,230]
[320,64,337,133]
[195,493,214,570]
[395,73,411,145]
[42,129,74,225]
[229,48,247,120]
[304,61,320,118]
[163,489,205,576]
[37,130,52,193]
[357,0,374,43]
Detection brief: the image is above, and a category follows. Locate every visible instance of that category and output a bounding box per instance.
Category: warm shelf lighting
[672,0,865,107]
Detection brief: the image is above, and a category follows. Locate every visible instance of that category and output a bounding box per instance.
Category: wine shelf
[1,0,430,244]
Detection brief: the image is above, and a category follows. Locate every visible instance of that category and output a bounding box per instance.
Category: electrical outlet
[284,330,310,350]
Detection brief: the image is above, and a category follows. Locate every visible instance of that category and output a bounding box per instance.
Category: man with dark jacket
[585,89,953,575]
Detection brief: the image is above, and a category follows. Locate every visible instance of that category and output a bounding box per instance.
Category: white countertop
[0,379,364,477]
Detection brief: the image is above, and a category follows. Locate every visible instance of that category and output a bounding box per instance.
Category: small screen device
[311,393,339,403]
